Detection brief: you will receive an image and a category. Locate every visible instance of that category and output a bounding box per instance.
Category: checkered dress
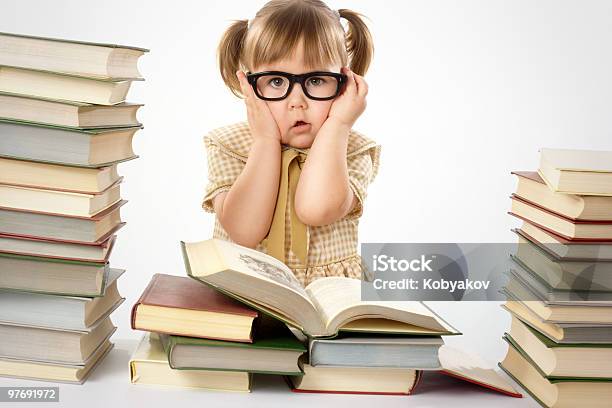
[202,122,381,287]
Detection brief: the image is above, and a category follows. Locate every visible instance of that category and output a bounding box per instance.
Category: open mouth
[292,120,309,127]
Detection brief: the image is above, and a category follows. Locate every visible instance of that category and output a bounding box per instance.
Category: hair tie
[334,9,341,19]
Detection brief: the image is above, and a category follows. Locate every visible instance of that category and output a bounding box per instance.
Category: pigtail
[338,9,373,76]
[218,19,249,97]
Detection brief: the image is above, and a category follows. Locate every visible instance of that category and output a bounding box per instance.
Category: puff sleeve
[345,144,381,220]
[201,135,246,213]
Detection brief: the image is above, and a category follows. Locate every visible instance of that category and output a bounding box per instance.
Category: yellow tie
[265,148,309,266]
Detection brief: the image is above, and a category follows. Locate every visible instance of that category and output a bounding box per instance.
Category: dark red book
[131,273,258,342]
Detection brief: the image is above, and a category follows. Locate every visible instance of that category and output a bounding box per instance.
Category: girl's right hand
[236,70,281,143]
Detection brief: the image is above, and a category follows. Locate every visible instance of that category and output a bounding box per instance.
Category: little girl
[202,0,380,287]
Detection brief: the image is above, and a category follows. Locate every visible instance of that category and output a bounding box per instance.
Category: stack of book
[177,238,520,396]
[0,32,147,383]
[180,239,461,394]
[130,273,306,392]
[130,239,520,395]
[500,148,612,407]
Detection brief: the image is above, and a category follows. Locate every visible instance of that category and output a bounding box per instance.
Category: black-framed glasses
[246,71,347,101]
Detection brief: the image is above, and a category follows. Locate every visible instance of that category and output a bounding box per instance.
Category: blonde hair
[218,0,374,97]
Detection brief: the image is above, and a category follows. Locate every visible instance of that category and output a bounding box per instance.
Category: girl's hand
[236,70,281,143]
[327,67,368,129]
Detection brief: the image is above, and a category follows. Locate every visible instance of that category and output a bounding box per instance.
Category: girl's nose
[287,84,307,110]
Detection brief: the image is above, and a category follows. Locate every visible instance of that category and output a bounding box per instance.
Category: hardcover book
[538,148,612,196]
[513,171,612,220]
[0,119,140,167]
[0,268,124,331]
[159,325,306,375]
[0,157,121,194]
[131,273,258,342]
[181,238,460,338]
[0,200,125,243]
[129,333,251,392]
[0,92,142,128]
[510,195,612,241]
[0,340,113,384]
[0,65,136,105]
[500,338,612,408]
[0,32,147,79]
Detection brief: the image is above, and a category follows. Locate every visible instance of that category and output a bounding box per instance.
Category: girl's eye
[267,77,286,88]
[307,77,327,86]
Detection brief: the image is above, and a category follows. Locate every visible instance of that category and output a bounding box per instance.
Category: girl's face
[252,41,341,149]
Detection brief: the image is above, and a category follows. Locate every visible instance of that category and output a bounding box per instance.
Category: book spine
[130,273,160,330]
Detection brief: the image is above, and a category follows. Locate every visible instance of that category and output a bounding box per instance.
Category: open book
[181,239,459,338]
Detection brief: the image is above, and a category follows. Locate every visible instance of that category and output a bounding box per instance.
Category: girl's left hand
[327,67,368,128]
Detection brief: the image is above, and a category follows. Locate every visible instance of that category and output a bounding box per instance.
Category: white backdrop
[2,0,612,368]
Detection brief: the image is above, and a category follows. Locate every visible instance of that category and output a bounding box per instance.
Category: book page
[439,345,521,397]
[219,240,309,296]
[305,277,456,334]
[304,277,360,325]
[183,239,325,334]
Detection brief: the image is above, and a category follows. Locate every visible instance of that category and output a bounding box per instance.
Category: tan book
[0,200,125,244]
[288,364,420,395]
[503,301,612,344]
[519,220,612,261]
[0,157,120,194]
[181,238,459,338]
[510,195,612,240]
[539,148,612,196]
[0,92,142,128]
[0,32,147,79]
[0,317,115,365]
[0,234,116,263]
[129,333,251,392]
[503,283,612,324]
[0,65,134,105]
[0,252,110,297]
[508,316,612,378]
[500,341,612,408]
[0,180,121,217]
[513,171,612,220]
[0,340,112,384]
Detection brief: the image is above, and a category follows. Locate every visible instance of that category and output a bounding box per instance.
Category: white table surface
[0,337,539,408]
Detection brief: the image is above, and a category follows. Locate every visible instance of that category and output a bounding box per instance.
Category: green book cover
[0,251,107,267]
[160,314,306,375]
[0,117,142,133]
[524,321,612,349]
[0,31,149,52]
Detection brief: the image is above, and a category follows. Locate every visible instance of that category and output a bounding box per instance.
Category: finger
[236,70,254,101]
[343,67,357,96]
[353,74,368,97]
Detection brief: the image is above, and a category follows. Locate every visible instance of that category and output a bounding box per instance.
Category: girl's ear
[218,19,249,97]
[338,9,374,76]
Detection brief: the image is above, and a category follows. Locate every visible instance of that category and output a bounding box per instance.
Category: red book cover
[131,273,258,342]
